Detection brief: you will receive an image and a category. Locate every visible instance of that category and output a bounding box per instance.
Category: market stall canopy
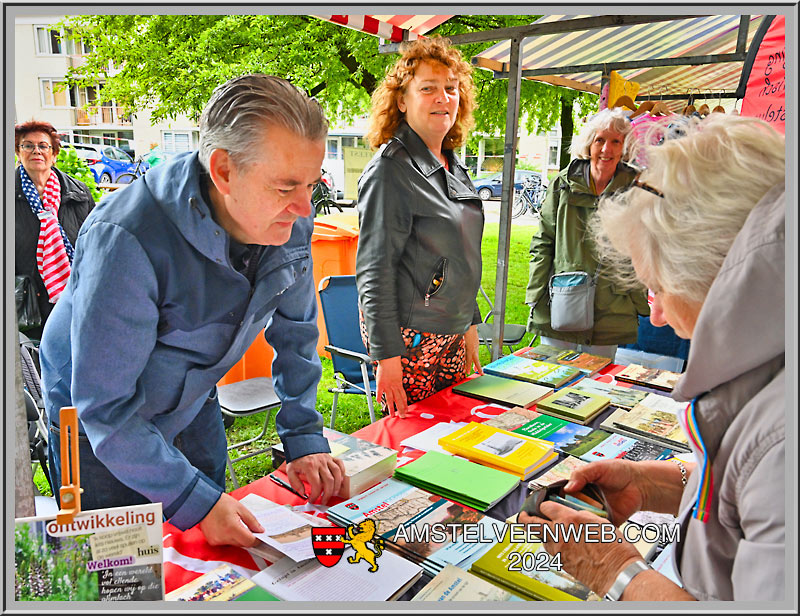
[314,15,453,42]
[473,14,766,110]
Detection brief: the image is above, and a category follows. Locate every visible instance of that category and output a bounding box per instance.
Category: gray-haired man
[41,74,344,546]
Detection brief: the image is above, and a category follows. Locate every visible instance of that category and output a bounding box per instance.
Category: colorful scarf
[19,166,74,303]
[684,397,713,523]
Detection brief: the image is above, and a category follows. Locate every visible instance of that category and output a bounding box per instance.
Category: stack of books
[534,387,612,424]
[271,427,397,498]
[469,533,601,601]
[599,393,691,452]
[483,354,582,388]
[452,374,552,409]
[393,450,521,511]
[328,478,504,578]
[569,378,648,409]
[438,422,557,480]
[614,363,682,392]
[516,345,612,376]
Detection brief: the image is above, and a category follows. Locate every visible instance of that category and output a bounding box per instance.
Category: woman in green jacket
[526,108,649,359]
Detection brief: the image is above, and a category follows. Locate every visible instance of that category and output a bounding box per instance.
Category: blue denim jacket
[40,152,328,530]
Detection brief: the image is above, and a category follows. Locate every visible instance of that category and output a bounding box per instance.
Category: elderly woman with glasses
[15,120,95,339]
[526,107,649,360]
[520,113,785,601]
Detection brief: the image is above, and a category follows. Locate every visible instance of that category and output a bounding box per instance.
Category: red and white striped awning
[314,15,453,42]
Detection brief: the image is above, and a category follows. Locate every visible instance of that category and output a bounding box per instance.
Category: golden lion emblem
[342,519,384,572]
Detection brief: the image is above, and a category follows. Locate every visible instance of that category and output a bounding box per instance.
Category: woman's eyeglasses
[19,143,53,153]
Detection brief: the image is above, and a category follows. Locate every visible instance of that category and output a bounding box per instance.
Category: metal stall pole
[491,35,523,361]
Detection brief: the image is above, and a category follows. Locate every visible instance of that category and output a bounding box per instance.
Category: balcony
[75,106,132,126]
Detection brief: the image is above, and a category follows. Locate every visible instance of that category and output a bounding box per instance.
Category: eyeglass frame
[18,142,54,153]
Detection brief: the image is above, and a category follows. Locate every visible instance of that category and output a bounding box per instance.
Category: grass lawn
[32,220,541,496]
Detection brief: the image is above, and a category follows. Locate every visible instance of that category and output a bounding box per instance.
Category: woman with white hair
[526,107,649,358]
[519,113,785,601]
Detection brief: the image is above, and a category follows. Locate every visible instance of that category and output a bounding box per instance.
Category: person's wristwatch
[604,560,650,601]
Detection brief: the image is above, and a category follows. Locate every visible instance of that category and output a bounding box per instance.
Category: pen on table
[268,473,308,500]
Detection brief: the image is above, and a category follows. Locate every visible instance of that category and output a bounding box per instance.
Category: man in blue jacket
[40,74,344,546]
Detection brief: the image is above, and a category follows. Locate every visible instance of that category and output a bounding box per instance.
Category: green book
[234,586,280,601]
[452,374,552,408]
[394,451,520,511]
[535,387,611,424]
[469,533,600,601]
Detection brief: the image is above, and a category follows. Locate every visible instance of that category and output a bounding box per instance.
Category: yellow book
[439,422,555,479]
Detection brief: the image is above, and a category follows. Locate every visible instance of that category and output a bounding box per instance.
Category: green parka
[526,158,649,346]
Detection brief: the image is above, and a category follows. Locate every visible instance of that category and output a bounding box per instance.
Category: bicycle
[312,169,343,215]
[511,174,546,218]
[115,156,149,185]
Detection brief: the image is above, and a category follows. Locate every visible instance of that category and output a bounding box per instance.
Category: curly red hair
[366,37,475,151]
[15,120,61,156]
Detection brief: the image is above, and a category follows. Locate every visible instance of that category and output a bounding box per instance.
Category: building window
[548,143,559,167]
[40,78,76,107]
[326,138,340,159]
[35,25,91,55]
[162,131,197,157]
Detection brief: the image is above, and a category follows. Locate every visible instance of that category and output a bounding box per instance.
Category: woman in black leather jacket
[356,37,484,418]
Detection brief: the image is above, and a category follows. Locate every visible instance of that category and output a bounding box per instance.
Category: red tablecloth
[163,363,627,592]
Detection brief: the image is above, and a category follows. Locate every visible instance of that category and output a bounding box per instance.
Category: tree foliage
[61,14,597,135]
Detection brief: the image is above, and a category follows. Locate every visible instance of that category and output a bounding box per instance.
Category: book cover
[578,433,640,462]
[327,478,501,575]
[470,534,600,601]
[14,503,164,601]
[552,350,612,375]
[613,404,690,450]
[411,564,517,601]
[166,564,278,601]
[438,422,555,480]
[452,374,552,409]
[484,354,582,388]
[556,429,614,458]
[615,364,682,392]
[482,407,541,431]
[512,415,594,452]
[528,456,589,490]
[569,378,647,409]
[622,439,674,461]
[599,407,692,454]
[535,388,611,424]
[515,344,565,362]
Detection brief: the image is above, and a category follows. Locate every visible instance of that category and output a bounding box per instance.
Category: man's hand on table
[199,493,264,547]
[286,452,346,504]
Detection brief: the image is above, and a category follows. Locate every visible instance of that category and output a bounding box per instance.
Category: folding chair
[317,275,377,430]
[218,375,281,489]
[476,285,527,354]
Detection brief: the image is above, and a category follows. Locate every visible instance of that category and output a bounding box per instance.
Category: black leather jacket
[15,166,95,337]
[355,122,484,361]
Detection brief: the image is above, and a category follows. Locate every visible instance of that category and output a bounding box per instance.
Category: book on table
[577,432,671,463]
[483,354,582,388]
[614,363,682,392]
[437,421,557,481]
[410,564,521,601]
[452,374,552,409]
[569,377,648,409]
[327,477,505,578]
[527,456,589,490]
[166,564,279,601]
[469,532,601,601]
[555,428,614,458]
[481,407,541,431]
[534,387,611,424]
[601,394,691,452]
[511,413,595,452]
[515,345,612,376]
[271,426,397,498]
[393,450,521,511]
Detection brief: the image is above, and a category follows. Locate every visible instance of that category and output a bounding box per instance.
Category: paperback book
[534,387,611,424]
[512,414,595,453]
[569,378,648,409]
[438,422,557,480]
[481,407,541,431]
[578,432,642,463]
[410,564,519,601]
[469,533,600,601]
[515,344,564,362]
[327,478,504,577]
[615,364,682,392]
[166,564,278,601]
[272,426,397,498]
[600,408,689,453]
[393,450,521,511]
[555,429,614,458]
[483,354,582,388]
[516,345,612,376]
[527,456,589,490]
[14,503,164,601]
[452,374,552,409]
[605,393,691,451]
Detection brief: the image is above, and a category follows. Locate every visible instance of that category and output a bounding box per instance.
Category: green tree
[62,14,596,137]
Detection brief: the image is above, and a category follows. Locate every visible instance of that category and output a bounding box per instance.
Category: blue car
[472,169,545,201]
[70,143,150,184]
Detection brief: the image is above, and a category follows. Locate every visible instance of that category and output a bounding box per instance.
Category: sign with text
[343,146,374,201]
[741,15,785,134]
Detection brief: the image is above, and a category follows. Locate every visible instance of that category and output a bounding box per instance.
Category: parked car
[68,143,150,184]
[472,169,546,201]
